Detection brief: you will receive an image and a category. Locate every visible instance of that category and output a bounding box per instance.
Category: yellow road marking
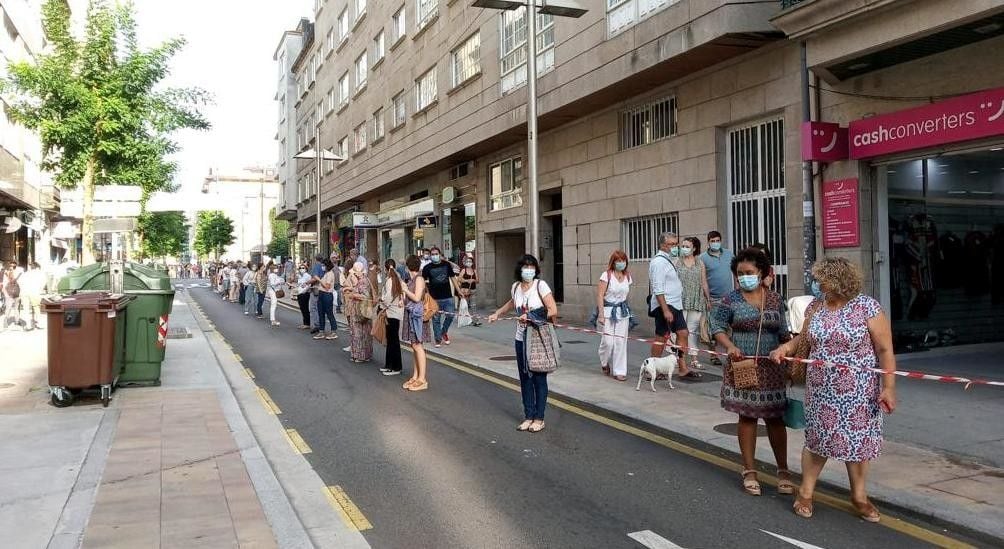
[421,351,974,549]
[325,485,372,531]
[233,353,243,362]
[243,367,255,380]
[283,428,312,454]
[256,387,282,414]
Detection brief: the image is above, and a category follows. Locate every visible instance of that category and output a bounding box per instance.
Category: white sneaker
[342,346,351,352]
[382,370,402,376]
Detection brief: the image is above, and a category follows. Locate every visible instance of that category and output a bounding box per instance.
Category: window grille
[488,157,523,211]
[621,213,679,261]
[416,67,437,111]
[451,32,481,87]
[619,96,677,150]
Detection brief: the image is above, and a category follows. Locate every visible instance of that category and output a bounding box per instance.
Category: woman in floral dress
[343,261,374,362]
[710,248,793,497]
[772,257,897,522]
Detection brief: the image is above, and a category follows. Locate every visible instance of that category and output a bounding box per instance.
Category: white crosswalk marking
[760,530,827,549]
[628,530,686,549]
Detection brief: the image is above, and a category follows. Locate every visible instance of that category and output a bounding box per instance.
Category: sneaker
[435,341,441,348]
[442,333,450,345]
[326,333,338,340]
[244,311,249,315]
[382,370,402,376]
[313,333,325,340]
[379,368,392,373]
[342,345,351,352]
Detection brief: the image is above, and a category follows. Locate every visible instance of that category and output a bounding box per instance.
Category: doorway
[493,232,525,305]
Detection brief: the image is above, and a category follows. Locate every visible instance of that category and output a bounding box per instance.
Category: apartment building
[274,18,309,246]
[276,0,1004,349]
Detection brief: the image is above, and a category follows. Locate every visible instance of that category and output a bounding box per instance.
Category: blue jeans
[432,297,455,342]
[515,339,548,420]
[317,291,337,332]
[256,292,265,316]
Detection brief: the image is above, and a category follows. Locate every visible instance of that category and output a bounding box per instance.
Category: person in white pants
[267,266,285,327]
[596,251,633,381]
[676,237,711,367]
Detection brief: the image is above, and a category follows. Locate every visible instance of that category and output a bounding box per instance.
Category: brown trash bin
[42,293,134,408]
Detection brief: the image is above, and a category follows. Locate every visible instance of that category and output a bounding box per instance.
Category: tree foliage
[0,0,210,263]
[137,211,188,260]
[193,210,235,259]
[266,208,290,260]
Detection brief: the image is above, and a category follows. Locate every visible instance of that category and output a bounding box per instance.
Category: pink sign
[821,178,860,248]
[849,86,1004,159]
[801,121,848,162]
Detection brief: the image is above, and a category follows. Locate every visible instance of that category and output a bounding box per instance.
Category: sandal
[601,365,611,376]
[677,370,703,380]
[528,421,545,433]
[741,469,761,496]
[517,420,533,431]
[852,499,881,523]
[403,379,418,389]
[407,380,428,392]
[793,495,814,519]
[614,375,627,381]
[777,469,796,495]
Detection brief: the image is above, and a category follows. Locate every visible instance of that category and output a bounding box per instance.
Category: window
[415,67,437,112]
[338,9,349,42]
[326,29,335,54]
[315,0,325,12]
[338,72,349,107]
[327,87,336,113]
[392,92,407,128]
[354,53,367,91]
[316,101,324,126]
[499,8,555,94]
[619,96,677,150]
[451,32,481,88]
[356,0,367,21]
[417,0,438,30]
[607,0,679,36]
[353,122,368,154]
[373,30,385,64]
[621,213,679,261]
[392,6,406,44]
[337,136,349,159]
[488,157,523,211]
[371,108,385,142]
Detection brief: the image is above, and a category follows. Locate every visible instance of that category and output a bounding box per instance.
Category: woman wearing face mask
[379,259,404,375]
[458,254,481,327]
[314,260,339,340]
[267,264,285,327]
[489,255,559,433]
[595,250,633,380]
[710,247,793,497]
[344,261,374,363]
[295,264,313,329]
[242,264,258,316]
[401,255,431,391]
[255,261,272,319]
[676,237,711,369]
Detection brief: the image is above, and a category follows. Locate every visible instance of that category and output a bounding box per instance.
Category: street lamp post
[294,127,345,257]
[472,0,587,255]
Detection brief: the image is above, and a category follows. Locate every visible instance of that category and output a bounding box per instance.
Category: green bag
[784,398,806,430]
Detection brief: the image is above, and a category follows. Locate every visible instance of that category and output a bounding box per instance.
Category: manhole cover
[562,340,588,344]
[0,383,15,389]
[489,355,517,361]
[713,423,767,437]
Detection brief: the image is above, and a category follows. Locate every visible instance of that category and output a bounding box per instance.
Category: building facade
[199,168,281,262]
[277,0,1004,350]
[274,19,308,255]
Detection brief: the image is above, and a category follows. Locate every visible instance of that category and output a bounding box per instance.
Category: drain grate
[489,355,517,361]
[713,423,767,437]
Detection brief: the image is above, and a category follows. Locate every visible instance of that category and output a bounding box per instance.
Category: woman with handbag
[266,263,286,327]
[770,258,897,523]
[344,261,374,363]
[488,254,559,434]
[401,255,432,391]
[710,247,793,497]
[677,237,711,369]
[378,259,404,376]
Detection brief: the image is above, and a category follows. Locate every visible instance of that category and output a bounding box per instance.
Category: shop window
[727,116,788,297]
[621,213,678,261]
[499,8,554,94]
[619,96,677,150]
[488,157,522,211]
[441,202,477,262]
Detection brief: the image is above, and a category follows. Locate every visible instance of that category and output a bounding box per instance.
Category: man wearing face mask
[701,230,736,365]
[419,248,432,271]
[421,246,458,347]
[648,232,699,380]
[294,263,313,328]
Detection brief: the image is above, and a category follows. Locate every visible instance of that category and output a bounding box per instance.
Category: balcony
[40,185,60,212]
[780,0,806,8]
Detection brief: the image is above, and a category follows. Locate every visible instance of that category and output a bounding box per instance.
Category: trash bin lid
[56,262,174,293]
[42,292,134,312]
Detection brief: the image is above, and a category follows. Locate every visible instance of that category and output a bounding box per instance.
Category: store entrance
[877,146,1004,352]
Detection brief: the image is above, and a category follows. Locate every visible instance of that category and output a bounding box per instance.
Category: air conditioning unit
[449,161,474,181]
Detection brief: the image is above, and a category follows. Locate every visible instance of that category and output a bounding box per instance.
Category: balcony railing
[780,0,807,8]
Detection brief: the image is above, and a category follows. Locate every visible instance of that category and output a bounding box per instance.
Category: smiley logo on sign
[813,127,839,153]
[982,100,1004,123]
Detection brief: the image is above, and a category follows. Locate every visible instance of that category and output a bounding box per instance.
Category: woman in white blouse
[596,250,633,381]
[266,264,286,327]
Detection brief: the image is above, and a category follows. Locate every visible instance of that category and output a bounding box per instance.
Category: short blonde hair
[811,257,862,301]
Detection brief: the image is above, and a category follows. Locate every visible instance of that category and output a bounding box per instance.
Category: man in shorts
[648,232,699,380]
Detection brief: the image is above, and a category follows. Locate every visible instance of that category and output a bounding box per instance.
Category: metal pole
[800,41,816,291]
[260,178,265,259]
[315,126,322,255]
[526,0,539,256]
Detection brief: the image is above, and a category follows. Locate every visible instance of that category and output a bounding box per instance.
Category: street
[189,286,979,549]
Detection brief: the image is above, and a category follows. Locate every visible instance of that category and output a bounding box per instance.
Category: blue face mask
[737,274,760,291]
[810,280,824,300]
[709,242,722,252]
[670,246,680,257]
[431,254,441,263]
[614,261,627,271]
[680,247,693,257]
[521,268,536,282]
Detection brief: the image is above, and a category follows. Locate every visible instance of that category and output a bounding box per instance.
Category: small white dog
[636,354,678,392]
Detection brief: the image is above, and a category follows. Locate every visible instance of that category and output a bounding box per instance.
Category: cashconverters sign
[849,86,1004,159]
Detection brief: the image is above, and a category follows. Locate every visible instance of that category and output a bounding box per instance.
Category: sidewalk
[403,311,1004,541]
[0,293,368,549]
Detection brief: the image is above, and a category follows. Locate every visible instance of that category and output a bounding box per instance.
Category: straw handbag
[730,298,765,390]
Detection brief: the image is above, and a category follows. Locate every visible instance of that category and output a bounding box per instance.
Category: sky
[131,0,312,193]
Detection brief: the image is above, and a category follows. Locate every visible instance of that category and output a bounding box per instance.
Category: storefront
[845,87,1004,350]
[331,208,358,261]
[440,194,477,264]
[367,197,436,263]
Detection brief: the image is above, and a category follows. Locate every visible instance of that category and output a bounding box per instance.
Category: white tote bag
[457,297,472,327]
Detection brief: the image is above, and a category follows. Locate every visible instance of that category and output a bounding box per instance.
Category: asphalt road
[189,286,974,549]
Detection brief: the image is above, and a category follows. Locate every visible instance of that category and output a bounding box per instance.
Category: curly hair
[811,257,863,301]
[731,247,772,277]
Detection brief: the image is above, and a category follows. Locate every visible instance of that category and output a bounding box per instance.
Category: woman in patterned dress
[343,261,374,362]
[771,257,897,522]
[710,248,794,497]
[401,255,432,391]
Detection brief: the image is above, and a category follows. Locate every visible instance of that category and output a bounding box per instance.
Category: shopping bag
[370,311,387,345]
[457,298,472,327]
[699,313,712,345]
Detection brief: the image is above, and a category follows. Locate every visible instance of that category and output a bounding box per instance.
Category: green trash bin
[58,262,175,386]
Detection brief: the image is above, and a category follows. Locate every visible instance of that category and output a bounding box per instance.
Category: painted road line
[760,530,826,549]
[421,351,974,549]
[628,530,686,549]
[256,387,282,415]
[284,428,313,454]
[243,367,255,380]
[233,353,243,362]
[325,485,373,531]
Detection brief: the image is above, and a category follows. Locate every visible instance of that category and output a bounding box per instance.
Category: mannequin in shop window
[905,212,939,320]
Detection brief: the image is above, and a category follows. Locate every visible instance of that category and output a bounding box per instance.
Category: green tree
[266,208,290,259]
[137,211,188,260]
[194,210,235,259]
[0,0,210,265]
